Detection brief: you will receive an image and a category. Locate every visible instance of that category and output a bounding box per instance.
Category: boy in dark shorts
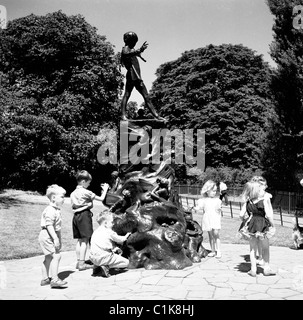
[70,170,109,271]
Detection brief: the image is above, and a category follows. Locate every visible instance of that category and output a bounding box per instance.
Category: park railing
[175,184,303,227]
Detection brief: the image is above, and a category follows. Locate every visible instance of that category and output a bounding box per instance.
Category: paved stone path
[1,243,303,300]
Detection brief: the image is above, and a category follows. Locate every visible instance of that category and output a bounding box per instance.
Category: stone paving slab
[1,243,303,300]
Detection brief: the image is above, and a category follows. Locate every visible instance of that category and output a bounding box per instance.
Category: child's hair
[201,180,217,197]
[75,170,92,183]
[96,209,113,225]
[46,184,66,201]
[250,175,267,188]
[241,181,262,201]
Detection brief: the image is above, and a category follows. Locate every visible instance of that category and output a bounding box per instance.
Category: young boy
[38,184,67,288]
[89,210,131,277]
[70,170,109,271]
[120,31,165,121]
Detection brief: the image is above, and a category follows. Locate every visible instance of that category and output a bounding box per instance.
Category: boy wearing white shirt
[38,184,67,288]
[89,210,131,277]
[70,170,109,271]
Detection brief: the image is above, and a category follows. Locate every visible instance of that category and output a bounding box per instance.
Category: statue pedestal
[106,119,206,269]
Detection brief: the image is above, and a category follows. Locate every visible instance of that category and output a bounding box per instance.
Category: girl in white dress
[194,180,222,258]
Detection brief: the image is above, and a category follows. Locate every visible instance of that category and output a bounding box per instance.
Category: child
[38,184,67,288]
[249,175,272,266]
[219,181,229,206]
[70,170,109,271]
[193,180,222,258]
[239,180,276,277]
[89,210,131,277]
[120,31,165,121]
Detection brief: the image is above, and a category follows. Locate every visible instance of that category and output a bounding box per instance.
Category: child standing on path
[89,210,131,277]
[249,176,273,266]
[194,180,222,258]
[38,184,67,288]
[239,180,276,277]
[70,170,109,271]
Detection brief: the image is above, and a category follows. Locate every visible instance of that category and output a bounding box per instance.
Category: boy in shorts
[38,184,67,288]
[70,170,109,271]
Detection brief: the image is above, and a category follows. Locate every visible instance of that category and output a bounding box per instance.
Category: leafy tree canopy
[0,11,123,192]
[262,0,303,190]
[150,44,275,172]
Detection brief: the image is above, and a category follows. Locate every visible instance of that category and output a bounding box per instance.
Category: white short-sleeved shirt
[90,225,127,254]
[70,185,96,213]
[40,204,62,232]
[219,182,227,192]
[196,197,222,231]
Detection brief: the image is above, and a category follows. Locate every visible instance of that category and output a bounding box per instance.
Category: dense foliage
[150,44,275,176]
[262,0,303,190]
[0,11,123,193]
[2,6,303,192]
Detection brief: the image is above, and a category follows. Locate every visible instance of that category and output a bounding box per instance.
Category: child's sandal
[40,277,51,286]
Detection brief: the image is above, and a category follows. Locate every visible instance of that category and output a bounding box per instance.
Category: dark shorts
[72,209,93,239]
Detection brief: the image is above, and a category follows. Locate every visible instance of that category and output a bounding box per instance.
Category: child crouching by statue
[89,210,131,277]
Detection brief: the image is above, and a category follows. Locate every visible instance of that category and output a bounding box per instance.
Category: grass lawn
[0,189,296,261]
[0,189,105,260]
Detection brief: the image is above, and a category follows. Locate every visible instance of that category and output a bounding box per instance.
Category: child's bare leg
[78,238,93,270]
[213,229,221,257]
[208,231,216,256]
[79,238,88,259]
[49,253,68,287]
[248,237,257,276]
[50,253,61,281]
[76,240,81,260]
[75,239,81,268]
[261,238,275,275]
[261,238,269,264]
[256,240,264,265]
[42,254,53,280]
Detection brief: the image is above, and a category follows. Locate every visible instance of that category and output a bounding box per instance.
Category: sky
[0,0,276,105]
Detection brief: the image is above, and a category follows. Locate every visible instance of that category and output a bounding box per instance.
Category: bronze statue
[120,31,165,121]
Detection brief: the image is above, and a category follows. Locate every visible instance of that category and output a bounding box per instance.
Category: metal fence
[175,184,303,227]
[175,184,303,212]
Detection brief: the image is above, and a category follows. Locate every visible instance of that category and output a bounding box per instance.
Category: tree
[0,11,123,192]
[150,44,275,176]
[263,0,303,190]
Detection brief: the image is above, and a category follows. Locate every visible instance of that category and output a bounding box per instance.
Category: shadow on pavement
[234,254,265,275]
[58,270,75,280]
